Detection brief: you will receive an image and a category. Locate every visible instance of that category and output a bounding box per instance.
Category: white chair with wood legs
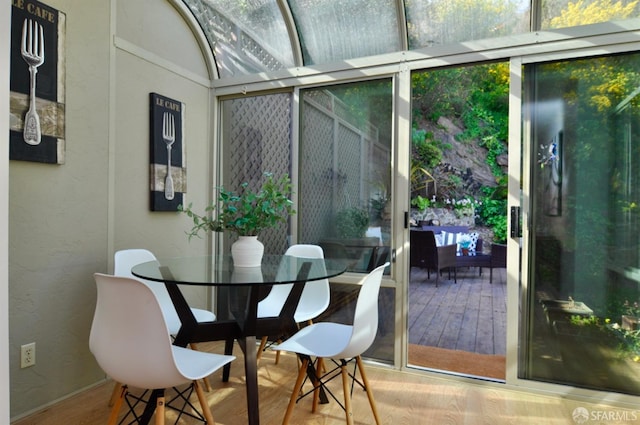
[90,273,234,425]
[256,244,330,364]
[273,263,389,425]
[109,249,217,404]
[114,249,217,333]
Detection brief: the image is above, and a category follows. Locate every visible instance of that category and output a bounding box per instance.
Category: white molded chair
[114,249,216,333]
[111,249,217,401]
[90,273,235,425]
[256,244,330,363]
[273,262,389,425]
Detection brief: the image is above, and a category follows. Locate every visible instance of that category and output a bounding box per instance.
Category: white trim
[211,20,640,96]
[395,0,409,52]
[289,88,301,243]
[395,66,411,371]
[168,0,219,80]
[506,57,523,385]
[276,0,303,67]
[113,36,213,88]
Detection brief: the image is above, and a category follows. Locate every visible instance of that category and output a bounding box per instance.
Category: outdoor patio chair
[410,230,457,286]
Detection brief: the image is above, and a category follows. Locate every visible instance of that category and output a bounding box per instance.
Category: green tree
[548,0,639,28]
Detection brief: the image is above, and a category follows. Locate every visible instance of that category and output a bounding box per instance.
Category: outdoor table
[541,299,594,325]
[456,251,491,275]
[132,254,347,425]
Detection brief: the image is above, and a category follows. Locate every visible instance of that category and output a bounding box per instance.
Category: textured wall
[1,0,11,421]
[9,0,213,418]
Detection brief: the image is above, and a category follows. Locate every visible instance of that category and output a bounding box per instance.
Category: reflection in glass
[182,0,295,77]
[540,0,640,30]
[405,0,530,49]
[220,93,293,255]
[298,80,393,275]
[286,0,401,65]
[525,52,640,395]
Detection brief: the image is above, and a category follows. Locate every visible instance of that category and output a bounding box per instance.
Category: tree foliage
[548,0,639,28]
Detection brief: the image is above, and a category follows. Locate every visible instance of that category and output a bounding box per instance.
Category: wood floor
[13,268,637,424]
[13,340,639,425]
[408,265,507,355]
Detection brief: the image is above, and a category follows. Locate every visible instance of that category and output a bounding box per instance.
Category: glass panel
[318,283,395,364]
[408,63,509,379]
[182,0,295,77]
[220,93,293,254]
[540,0,640,30]
[298,80,393,275]
[525,52,640,395]
[405,0,531,49]
[288,0,401,65]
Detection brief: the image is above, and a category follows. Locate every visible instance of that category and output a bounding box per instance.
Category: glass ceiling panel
[540,0,640,30]
[288,0,402,66]
[405,0,531,49]
[183,0,295,78]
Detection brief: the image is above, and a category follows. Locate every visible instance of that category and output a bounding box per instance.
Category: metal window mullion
[277,0,304,67]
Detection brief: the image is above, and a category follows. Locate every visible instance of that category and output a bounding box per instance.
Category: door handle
[510,206,522,238]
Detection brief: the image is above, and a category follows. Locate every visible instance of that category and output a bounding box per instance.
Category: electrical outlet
[21,342,36,368]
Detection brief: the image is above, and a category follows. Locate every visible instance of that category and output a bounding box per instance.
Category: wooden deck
[409,265,507,356]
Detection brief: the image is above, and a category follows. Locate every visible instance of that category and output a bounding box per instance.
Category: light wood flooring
[13,340,639,425]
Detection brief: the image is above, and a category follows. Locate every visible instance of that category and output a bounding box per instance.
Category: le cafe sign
[155,97,182,112]
[12,0,57,24]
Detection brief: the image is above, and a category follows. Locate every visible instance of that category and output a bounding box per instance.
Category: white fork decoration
[21,18,45,146]
[162,112,175,200]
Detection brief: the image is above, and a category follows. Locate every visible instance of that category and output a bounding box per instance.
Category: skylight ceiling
[182,0,640,79]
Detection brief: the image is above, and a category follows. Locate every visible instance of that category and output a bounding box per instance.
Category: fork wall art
[9,0,66,164]
[150,93,186,211]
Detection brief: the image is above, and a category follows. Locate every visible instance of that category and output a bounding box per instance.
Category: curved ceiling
[182,0,640,79]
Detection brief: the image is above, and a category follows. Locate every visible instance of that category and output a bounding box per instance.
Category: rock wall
[411,207,475,227]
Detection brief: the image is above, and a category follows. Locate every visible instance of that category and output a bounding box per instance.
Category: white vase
[231,265,264,284]
[231,236,264,267]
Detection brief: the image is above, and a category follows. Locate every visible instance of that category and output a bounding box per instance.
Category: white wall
[2,0,12,422]
[9,0,213,418]
[9,0,112,416]
[112,0,213,304]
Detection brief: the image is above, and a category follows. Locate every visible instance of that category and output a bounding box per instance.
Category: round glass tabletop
[131,254,347,286]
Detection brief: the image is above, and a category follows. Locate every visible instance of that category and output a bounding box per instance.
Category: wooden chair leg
[155,393,165,425]
[189,343,213,391]
[282,357,309,425]
[107,384,126,425]
[340,363,354,425]
[312,357,324,413]
[201,377,212,392]
[274,338,282,364]
[108,381,122,407]
[194,380,216,425]
[257,336,268,360]
[356,356,381,425]
[257,336,284,364]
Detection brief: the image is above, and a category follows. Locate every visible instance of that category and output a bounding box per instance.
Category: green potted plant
[335,207,370,239]
[179,172,295,266]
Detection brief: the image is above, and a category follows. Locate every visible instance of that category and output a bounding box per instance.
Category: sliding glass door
[523,51,640,395]
[407,63,509,379]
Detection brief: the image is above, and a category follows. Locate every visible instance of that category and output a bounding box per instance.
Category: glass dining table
[132,254,347,425]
